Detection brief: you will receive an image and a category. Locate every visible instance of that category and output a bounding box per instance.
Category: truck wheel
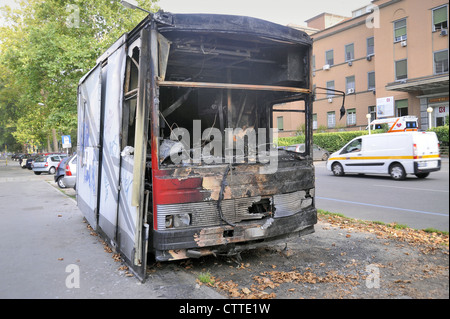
[332,162,344,176]
[389,164,406,180]
[415,173,429,179]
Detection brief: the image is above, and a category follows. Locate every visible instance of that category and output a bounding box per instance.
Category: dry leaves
[319,213,449,251]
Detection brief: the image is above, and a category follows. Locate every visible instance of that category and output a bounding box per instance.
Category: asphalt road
[315,158,449,232]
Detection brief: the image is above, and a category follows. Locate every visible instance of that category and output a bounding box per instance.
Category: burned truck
[76,12,316,281]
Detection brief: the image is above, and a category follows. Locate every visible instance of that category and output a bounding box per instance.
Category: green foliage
[0,0,159,150]
[277,135,305,146]
[278,130,384,153]
[428,125,449,146]
[277,129,386,153]
[312,131,372,153]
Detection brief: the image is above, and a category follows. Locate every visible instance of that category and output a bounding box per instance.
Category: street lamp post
[427,107,433,129]
[366,113,372,135]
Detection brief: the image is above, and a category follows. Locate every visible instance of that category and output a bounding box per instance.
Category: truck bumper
[151,206,317,261]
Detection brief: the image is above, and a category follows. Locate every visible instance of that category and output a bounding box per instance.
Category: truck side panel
[77,65,102,229]
[97,44,127,241]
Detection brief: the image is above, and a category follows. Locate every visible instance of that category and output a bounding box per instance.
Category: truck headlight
[165,213,191,228]
[174,213,191,228]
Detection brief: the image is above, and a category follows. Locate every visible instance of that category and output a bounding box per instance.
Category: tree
[0,0,159,151]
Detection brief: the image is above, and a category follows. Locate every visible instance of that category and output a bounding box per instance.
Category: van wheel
[332,162,344,176]
[389,164,406,180]
[415,173,429,179]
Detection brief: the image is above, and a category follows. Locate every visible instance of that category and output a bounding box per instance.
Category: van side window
[341,138,362,154]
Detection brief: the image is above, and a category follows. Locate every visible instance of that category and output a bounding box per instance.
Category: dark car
[54,157,70,188]
[25,154,39,170]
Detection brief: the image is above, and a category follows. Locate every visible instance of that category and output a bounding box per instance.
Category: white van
[326,131,441,180]
[369,116,418,133]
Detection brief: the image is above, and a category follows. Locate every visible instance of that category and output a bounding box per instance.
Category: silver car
[32,154,68,175]
[62,155,77,189]
[286,144,330,161]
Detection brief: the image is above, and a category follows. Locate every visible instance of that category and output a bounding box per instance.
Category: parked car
[25,154,40,170]
[285,143,330,161]
[54,157,70,188]
[19,154,29,168]
[32,154,67,175]
[62,155,77,189]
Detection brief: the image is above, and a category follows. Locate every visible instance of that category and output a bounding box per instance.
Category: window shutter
[433,6,448,25]
[434,50,448,62]
[396,60,407,79]
[394,19,407,37]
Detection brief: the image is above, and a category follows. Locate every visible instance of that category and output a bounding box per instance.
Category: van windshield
[341,138,362,154]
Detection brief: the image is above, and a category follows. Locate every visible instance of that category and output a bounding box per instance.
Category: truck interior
[123,13,313,166]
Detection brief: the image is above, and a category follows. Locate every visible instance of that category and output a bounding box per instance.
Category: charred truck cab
[77,12,316,281]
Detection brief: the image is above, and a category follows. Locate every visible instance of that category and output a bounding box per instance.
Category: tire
[389,163,406,180]
[322,153,329,161]
[49,166,56,174]
[57,176,66,188]
[415,173,429,179]
[332,162,344,176]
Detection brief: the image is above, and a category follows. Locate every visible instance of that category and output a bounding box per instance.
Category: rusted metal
[157,80,311,94]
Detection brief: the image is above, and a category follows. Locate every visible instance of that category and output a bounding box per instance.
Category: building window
[434,50,449,74]
[313,114,318,130]
[368,106,376,122]
[345,43,354,61]
[368,72,375,90]
[432,5,448,31]
[326,80,335,97]
[346,76,355,94]
[347,108,356,126]
[327,111,336,128]
[395,99,408,116]
[367,37,374,56]
[277,116,284,131]
[325,49,334,66]
[394,18,407,42]
[395,59,408,80]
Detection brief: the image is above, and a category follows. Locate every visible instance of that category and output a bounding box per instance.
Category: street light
[120,0,151,14]
[366,113,372,134]
[427,107,433,129]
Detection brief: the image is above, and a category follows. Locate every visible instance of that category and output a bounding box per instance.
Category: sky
[0,0,372,26]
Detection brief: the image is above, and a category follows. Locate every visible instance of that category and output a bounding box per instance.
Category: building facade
[274,0,448,136]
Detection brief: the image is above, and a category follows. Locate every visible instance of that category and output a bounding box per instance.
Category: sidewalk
[0,163,223,299]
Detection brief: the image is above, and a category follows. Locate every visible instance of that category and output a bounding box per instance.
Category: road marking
[316,196,448,217]
[373,184,449,193]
